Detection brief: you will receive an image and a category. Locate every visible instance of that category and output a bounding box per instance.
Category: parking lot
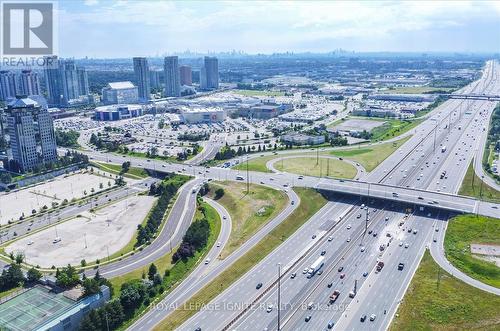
[5,195,156,267]
[0,169,135,225]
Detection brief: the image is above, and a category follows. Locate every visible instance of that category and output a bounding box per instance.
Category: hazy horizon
[58,0,500,58]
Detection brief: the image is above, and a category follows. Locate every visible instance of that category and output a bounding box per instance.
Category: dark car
[398,263,404,270]
[327,321,334,329]
[338,266,344,272]
[321,250,326,256]
[327,282,333,288]
[256,282,263,289]
[305,315,312,322]
[360,315,367,322]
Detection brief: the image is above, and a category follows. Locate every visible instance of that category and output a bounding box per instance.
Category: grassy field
[92,161,149,179]
[326,136,411,171]
[207,181,288,258]
[232,155,276,173]
[233,137,410,174]
[153,188,327,330]
[110,200,221,297]
[382,86,454,94]
[274,157,358,178]
[444,214,500,288]
[390,251,500,330]
[233,89,285,97]
[458,161,500,203]
[370,119,423,142]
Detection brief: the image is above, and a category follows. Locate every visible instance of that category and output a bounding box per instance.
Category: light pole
[479,175,484,197]
[277,262,282,331]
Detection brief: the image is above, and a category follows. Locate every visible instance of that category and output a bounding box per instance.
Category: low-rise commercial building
[180,107,226,124]
[281,133,325,146]
[94,104,144,121]
[237,103,292,119]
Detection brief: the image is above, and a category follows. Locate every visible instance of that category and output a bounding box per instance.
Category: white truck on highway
[307,256,325,278]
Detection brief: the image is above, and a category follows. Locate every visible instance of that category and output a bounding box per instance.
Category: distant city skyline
[58,1,500,58]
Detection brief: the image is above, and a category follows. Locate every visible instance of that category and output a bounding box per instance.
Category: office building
[101,81,139,104]
[5,96,57,172]
[149,69,161,89]
[200,56,219,90]
[180,65,192,86]
[133,57,151,102]
[0,70,18,101]
[281,133,325,146]
[163,56,180,97]
[77,67,89,96]
[19,70,41,96]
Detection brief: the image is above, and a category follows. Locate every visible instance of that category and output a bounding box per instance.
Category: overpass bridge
[447,93,500,101]
[314,178,499,219]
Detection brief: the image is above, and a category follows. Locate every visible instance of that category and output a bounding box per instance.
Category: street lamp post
[277,262,281,331]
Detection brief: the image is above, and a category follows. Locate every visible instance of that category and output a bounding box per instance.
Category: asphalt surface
[174,60,500,331]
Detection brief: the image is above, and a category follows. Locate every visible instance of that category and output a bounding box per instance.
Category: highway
[173,60,500,331]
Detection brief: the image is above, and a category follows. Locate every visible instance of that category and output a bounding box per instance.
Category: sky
[58,0,500,58]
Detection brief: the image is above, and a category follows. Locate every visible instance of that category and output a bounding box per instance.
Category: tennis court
[0,286,74,331]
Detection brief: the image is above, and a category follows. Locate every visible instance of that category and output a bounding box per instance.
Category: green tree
[26,268,42,283]
[148,263,157,281]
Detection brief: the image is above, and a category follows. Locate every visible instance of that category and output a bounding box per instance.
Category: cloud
[57,0,500,56]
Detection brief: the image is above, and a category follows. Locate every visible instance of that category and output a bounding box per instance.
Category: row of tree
[172,205,211,262]
[136,175,188,246]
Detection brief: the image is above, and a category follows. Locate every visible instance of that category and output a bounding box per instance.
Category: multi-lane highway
[174,60,500,331]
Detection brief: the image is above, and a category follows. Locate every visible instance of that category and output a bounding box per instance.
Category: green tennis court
[0,286,74,331]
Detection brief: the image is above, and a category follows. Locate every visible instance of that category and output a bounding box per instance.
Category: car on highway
[363,271,368,277]
[216,241,221,247]
[340,273,346,279]
[373,232,377,237]
[195,327,201,331]
[398,263,405,270]
[338,266,344,272]
[328,236,333,241]
[256,283,263,289]
[360,246,365,252]
[327,282,333,288]
[346,237,351,242]
[204,258,211,264]
[327,321,334,329]
[305,315,312,322]
[347,224,351,229]
[360,315,367,322]
[291,272,296,279]
[303,268,308,274]
[266,304,273,313]
[413,229,418,234]
[399,241,403,247]
[370,314,377,321]
[312,234,317,239]
[321,250,326,256]
[404,243,409,248]
[307,302,314,310]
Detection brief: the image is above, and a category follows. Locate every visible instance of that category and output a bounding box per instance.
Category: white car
[404,243,409,248]
[361,246,366,252]
[216,241,221,247]
[205,258,211,264]
[328,236,333,241]
[346,237,351,242]
[347,224,351,230]
[399,242,403,247]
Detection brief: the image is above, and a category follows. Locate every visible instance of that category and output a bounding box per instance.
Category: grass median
[207,181,288,258]
[274,157,357,178]
[92,161,149,179]
[326,136,411,171]
[444,214,500,288]
[390,251,500,330]
[458,161,500,203]
[233,137,410,174]
[153,187,327,330]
